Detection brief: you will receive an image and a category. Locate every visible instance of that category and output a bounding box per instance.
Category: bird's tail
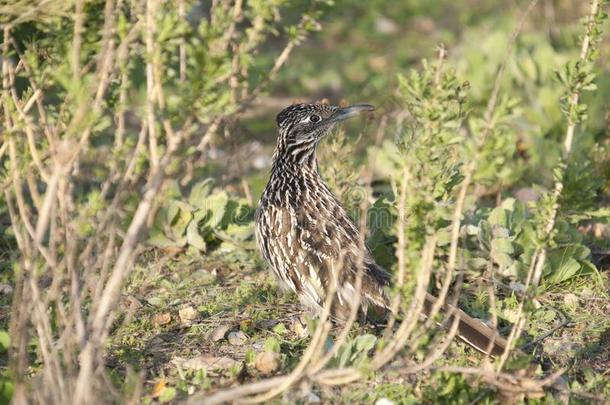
[362,262,510,357]
[422,292,509,357]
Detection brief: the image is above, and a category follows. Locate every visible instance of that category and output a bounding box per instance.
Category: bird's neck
[271,138,320,174]
[271,153,319,182]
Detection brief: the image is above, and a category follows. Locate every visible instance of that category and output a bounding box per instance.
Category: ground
[107,246,610,403]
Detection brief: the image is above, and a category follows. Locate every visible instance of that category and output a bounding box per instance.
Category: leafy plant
[329,334,377,368]
[458,198,598,286]
[147,179,254,253]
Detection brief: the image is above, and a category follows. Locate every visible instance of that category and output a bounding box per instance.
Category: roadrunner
[255,103,508,356]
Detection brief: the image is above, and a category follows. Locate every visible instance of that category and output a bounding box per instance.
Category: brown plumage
[255,102,508,356]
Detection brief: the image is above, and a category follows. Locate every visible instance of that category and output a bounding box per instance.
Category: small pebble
[228,331,247,346]
[563,293,579,307]
[255,351,280,374]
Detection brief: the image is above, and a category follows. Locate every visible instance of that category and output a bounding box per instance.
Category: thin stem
[145,0,159,168]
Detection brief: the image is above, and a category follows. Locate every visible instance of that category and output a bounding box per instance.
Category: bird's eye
[309,114,321,123]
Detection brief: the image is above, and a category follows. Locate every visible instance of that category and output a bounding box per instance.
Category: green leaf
[491,238,514,255]
[467,257,488,270]
[501,262,520,278]
[491,252,513,269]
[168,200,193,237]
[436,229,452,246]
[509,201,526,232]
[147,296,164,307]
[188,178,215,207]
[272,323,287,335]
[0,331,9,352]
[491,226,510,239]
[354,334,377,352]
[203,191,229,229]
[488,207,508,227]
[158,387,176,403]
[0,378,13,404]
[547,257,581,284]
[573,244,591,260]
[147,228,186,249]
[478,220,492,248]
[338,342,354,367]
[220,223,254,242]
[245,348,256,364]
[186,220,207,251]
[263,337,281,353]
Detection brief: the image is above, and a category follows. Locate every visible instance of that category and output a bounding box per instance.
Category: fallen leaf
[210,323,230,342]
[179,305,197,323]
[160,246,186,256]
[255,351,280,374]
[122,296,143,311]
[151,379,167,398]
[173,355,238,371]
[152,313,171,327]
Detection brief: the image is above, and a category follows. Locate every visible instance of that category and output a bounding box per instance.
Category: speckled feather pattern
[255,103,390,320]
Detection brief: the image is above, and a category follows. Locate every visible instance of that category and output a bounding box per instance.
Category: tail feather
[363,262,510,357]
[365,288,509,356]
[423,293,508,357]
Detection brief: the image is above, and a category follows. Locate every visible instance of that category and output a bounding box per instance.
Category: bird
[255,102,509,357]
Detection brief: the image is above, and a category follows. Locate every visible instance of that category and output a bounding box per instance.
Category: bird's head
[274,103,374,165]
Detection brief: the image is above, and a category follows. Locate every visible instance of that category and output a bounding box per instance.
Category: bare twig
[145,0,159,168]
[5,1,316,403]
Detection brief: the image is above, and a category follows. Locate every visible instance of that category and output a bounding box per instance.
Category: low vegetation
[1,0,609,403]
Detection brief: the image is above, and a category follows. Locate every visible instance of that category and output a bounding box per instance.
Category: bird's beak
[330,104,375,123]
